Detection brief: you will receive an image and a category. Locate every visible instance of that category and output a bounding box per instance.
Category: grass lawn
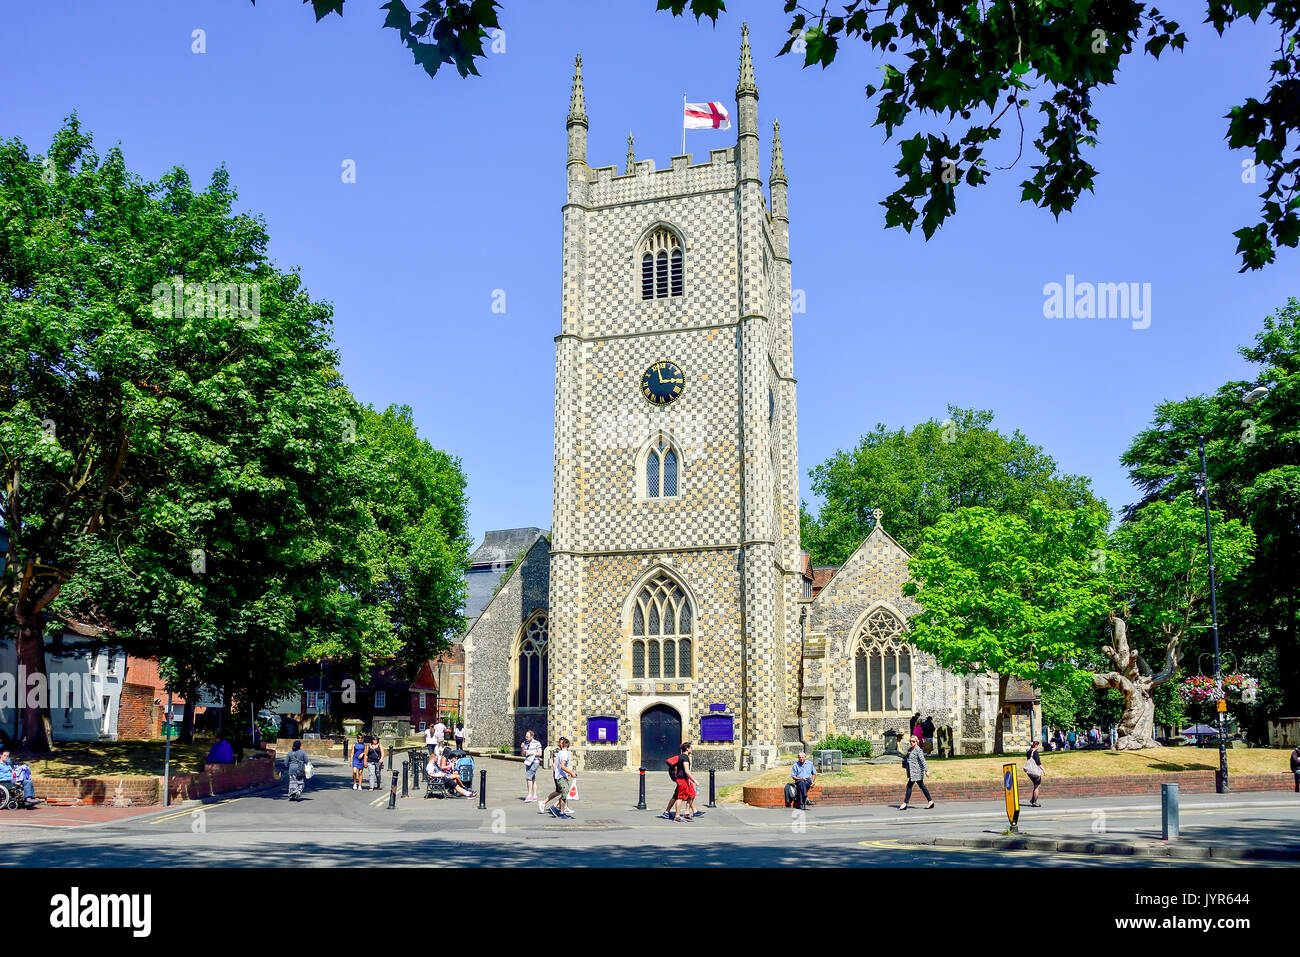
[718,747,1293,802]
[16,740,216,779]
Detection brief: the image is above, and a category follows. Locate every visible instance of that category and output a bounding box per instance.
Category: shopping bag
[304,761,314,779]
[567,781,580,802]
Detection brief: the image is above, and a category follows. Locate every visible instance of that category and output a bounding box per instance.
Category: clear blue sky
[2,2,1294,547]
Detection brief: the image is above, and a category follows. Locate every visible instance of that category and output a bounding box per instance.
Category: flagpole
[682,92,686,155]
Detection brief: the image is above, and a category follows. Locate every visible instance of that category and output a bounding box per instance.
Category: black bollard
[389,771,398,809]
[637,767,647,810]
[478,769,486,810]
[707,768,717,808]
[413,752,421,788]
[387,747,393,771]
[402,759,409,798]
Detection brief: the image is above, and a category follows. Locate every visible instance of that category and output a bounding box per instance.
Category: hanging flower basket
[1177,673,1258,704]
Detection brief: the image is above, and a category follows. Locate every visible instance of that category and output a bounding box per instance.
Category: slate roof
[468,527,548,569]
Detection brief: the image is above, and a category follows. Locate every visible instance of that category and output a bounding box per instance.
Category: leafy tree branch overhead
[279,0,1299,271]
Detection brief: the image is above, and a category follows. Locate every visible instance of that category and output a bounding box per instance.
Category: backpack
[665,754,680,780]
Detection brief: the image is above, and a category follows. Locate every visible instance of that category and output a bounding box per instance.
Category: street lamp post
[1194,385,1270,795]
[1196,435,1229,794]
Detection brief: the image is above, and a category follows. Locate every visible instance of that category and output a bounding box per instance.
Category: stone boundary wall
[34,749,279,806]
[274,737,349,759]
[742,771,1296,807]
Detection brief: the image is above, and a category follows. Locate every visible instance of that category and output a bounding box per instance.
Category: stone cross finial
[737,22,758,96]
[626,133,635,174]
[872,507,884,524]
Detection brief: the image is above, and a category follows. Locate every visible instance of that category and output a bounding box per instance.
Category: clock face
[640,360,685,406]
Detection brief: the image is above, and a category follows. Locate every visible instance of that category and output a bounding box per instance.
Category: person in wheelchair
[0,747,37,808]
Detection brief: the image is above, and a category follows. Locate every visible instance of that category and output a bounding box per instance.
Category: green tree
[902,503,1111,753]
[1122,299,1300,710]
[354,403,472,670]
[802,406,1102,562]
[0,118,467,750]
[902,497,1251,751]
[1096,494,1254,747]
[279,1,1298,271]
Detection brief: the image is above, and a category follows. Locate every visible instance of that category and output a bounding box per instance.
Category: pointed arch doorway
[640,703,682,772]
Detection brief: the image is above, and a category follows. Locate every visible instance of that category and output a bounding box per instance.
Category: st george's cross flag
[684,101,731,130]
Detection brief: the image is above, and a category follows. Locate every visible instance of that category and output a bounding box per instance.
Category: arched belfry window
[631,572,693,679]
[515,612,548,709]
[643,432,679,498]
[639,227,684,300]
[853,608,912,713]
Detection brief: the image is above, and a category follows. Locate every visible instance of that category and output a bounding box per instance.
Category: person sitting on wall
[206,734,235,765]
[790,752,816,810]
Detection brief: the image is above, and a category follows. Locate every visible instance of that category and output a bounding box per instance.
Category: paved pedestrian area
[1,758,1295,867]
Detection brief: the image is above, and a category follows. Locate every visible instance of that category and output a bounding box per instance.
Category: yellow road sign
[1002,762,1020,831]
[1216,699,1227,713]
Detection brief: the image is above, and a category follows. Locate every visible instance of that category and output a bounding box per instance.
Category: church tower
[549,27,801,771]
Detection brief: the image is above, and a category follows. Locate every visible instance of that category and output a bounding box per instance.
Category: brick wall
[33,775,160,805]
[743,770,1297,807]
[118,683,162,738]
[168,752,277,802]
[117,657,206,738]
[32,749,278,806]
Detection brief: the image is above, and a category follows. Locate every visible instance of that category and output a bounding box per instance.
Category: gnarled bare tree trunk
[1091,614,1179,750]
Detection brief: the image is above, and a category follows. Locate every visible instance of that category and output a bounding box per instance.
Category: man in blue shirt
[790,752,816,809]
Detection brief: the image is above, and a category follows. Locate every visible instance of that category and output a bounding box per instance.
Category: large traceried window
[515,612,548,709]
[853,608,912,712]
[644,432,679,498]
[631,572,693,679]
[639,227,684,300]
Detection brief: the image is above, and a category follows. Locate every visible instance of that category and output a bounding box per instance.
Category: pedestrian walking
[662,749,684,820]
[521,729,543,802]
[350,731,366,790]
[1023,738,1044,806]
[454,721,466,752]
[671,742,698,822]
[424,722,438,756]
[1290,744,1300,793]
[1066,728,1077,750]
[790,751,816,810]
[898,735,934,810]
[921,715,935,752]
[364,735,383,790]
[540,737,576,818]
[433,718,447,748]
[286,740,310,801]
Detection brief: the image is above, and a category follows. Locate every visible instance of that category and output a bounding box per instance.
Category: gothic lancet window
[853,608,912,713]
[644,433,679,498]
[515,613,548,709]
[630,572,694,679]
[639,227,683,300]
